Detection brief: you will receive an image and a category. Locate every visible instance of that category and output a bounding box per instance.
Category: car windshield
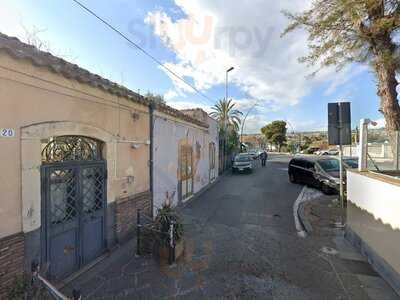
[235,155,251,162]
[343,159,358,169]
[318,159,340,172]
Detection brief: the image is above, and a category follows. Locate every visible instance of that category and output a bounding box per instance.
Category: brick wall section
[115,191,151,243]
[0,233,24,297]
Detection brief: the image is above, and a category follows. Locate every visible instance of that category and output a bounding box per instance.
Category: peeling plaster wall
[153,111,218,216]
[0,53,150,238]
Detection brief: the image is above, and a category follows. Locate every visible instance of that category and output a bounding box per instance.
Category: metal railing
[31,262,81,300]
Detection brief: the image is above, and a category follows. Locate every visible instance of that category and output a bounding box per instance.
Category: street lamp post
[224,67,234,170]
[285,120,298,153]
[240,102,259,152]
[226,67,234,102]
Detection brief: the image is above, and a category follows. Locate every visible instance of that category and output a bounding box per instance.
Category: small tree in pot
[154,203,184,262]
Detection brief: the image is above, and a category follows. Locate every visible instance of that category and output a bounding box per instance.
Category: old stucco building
[0,32,218,295]
[153,108,219,215]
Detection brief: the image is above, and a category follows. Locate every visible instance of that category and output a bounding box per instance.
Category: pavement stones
[60,156,400,299]
[301,195,400,300]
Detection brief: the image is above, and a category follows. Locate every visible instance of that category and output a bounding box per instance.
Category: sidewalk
[299,196,344,236]
[299,195,400,300]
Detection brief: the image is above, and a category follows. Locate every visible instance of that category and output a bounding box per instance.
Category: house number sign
[1,128,15,137]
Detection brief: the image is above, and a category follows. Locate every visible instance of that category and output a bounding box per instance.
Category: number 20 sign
[1,128,15,137]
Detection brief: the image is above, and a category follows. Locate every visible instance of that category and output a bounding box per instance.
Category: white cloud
[145,0,353,111]
[287,119,326,132]
[374,118,386,128]
[242,115,268,134]
[164,89,179,101]
[323,65,367,96]
[166,100,212,113]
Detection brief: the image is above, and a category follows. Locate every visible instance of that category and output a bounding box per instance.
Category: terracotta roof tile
[0,32,208,128]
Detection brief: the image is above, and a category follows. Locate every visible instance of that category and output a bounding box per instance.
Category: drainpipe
[149,101,155,218]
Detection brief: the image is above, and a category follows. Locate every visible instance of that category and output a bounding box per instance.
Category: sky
[0,0,386,133]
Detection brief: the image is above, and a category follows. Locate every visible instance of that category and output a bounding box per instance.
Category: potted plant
[154,203,184,262]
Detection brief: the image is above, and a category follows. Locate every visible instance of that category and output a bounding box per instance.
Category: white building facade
[152,108,219,215]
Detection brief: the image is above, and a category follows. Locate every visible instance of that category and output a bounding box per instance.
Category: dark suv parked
[288,156,345,194]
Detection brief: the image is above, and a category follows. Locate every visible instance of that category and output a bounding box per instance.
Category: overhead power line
[71,0,214,105]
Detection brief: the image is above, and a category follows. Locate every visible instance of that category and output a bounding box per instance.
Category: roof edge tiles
[0,32,208,129]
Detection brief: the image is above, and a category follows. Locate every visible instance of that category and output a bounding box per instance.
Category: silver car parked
[232,153,253,173]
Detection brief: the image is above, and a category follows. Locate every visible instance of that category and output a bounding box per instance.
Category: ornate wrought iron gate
[41,136,107,280]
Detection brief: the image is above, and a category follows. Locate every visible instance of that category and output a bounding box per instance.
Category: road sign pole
[339,143,344,208]
[338,103,344,209]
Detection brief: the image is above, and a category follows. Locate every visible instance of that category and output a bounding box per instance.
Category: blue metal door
[80,164,106,265]
[42,161,106,280]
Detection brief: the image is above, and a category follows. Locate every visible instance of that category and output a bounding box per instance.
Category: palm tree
[210,99,243,132]
[210,99,242,170]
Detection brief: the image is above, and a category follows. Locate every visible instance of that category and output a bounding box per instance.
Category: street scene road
[63,153,398,299]
[2,2,400,299]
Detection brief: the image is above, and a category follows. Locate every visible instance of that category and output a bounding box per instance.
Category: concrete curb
[298,201,313,234]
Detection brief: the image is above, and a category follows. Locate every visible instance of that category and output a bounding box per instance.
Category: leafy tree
[210,99,242,164]
[144,92,166,105]
[287,141,298,154]
[210,99,243,132]
[283,0,400,144]
[226,125,240,153]
[261,121,287,151]
[302,136,313,149]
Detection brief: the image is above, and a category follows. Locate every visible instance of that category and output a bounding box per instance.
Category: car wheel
[321,182,331,195]
[289,173,297,183]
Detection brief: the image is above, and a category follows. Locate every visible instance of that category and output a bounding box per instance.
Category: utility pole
[338,104,344,208]
[240,102,259,151]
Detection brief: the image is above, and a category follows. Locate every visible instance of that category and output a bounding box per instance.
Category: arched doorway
[41,136,107,280]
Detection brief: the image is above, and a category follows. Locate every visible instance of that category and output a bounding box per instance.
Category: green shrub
[154,203,184,247]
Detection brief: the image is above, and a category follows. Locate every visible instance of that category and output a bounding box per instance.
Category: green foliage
[144,92,166,105]
[210,98,243,131]
[286,141,297,154]
[282,0,400,133]
[282,0,400,72]
[226,125,240,153]
[211,98,242,154]
[261,121,287,150]
[302,136,312,149]
[154,203,184,247]
[7,275,29,299]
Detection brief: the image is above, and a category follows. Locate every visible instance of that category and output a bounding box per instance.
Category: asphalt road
[179,153,395,299]
[64,153,398,299]
[184,154,302,235]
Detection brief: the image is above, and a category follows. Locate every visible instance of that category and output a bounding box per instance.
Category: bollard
[72,289,82,300]
[31,261,39,286]
[171,221,176,263]
[136,209,141,256]
[168,221,175,265]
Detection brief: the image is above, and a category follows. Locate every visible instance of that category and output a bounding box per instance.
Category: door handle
[64,245,75,255]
